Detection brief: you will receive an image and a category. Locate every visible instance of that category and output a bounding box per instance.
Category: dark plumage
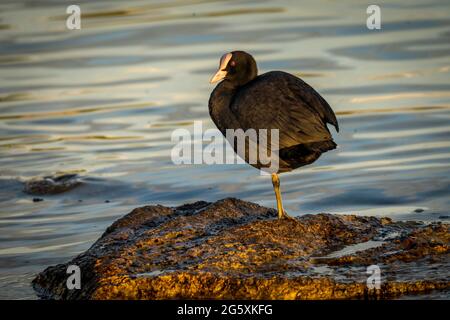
[208,51,339,219]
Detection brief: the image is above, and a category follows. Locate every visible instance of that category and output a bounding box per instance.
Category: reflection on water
[0,0,449,299]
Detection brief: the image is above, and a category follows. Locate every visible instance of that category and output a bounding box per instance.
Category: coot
[209,51,339,219]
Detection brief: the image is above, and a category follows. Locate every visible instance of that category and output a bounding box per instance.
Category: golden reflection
[354,126,450,139]
[0,102,153,120]
[340,141,450,157]
[351,92,450,104]
[293,72,328,78]
[50,0,226,21]
[0,240,89,256]
[30,147,65,152]
[0,93,33,102]
[50,3,283,27]
[0,55,29,64]
[152,121,195,128]
[60,135,144,141]
[202,8,284,17]
[336,105,450,116]
[308,152,450,173]
[369,72,419,80]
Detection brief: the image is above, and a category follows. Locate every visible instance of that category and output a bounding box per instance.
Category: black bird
[208,51,339,219]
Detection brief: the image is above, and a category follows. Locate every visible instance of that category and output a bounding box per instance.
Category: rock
[32,198,449,300]
[24,174,81,195]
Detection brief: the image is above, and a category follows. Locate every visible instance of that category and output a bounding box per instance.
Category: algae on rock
[32,198,449,300]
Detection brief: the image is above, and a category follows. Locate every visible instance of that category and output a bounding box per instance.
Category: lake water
[0,0,449,299]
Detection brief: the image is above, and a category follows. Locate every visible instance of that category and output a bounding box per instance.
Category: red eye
[230,60,236,67]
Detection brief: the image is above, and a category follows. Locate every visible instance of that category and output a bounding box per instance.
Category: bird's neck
[208,81,241,133]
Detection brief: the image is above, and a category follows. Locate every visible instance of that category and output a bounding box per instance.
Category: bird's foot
[278,210,298,222]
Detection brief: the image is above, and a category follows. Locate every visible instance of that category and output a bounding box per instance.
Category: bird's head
[210,51,258,86]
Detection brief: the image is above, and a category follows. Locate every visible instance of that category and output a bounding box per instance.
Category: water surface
[0,0,449,299]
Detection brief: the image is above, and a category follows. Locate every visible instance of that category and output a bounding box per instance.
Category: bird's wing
[231,71,339,150]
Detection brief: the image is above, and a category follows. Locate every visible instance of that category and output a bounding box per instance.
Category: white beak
[209,52,232,84]
[209,70,227,84]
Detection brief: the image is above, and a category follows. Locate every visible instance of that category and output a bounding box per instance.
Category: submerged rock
[24,174,82,195]
[32,198,449,300]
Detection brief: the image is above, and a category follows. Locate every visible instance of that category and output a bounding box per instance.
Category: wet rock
[32,198,449,300]
[24,174,82,195]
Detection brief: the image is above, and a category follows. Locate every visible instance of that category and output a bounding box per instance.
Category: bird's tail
[279,139,337,170]
[308,139,337,154]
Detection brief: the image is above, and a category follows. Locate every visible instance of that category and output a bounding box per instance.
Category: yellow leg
[271,173,291,219]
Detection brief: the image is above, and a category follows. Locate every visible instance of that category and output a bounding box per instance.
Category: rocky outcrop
[32,198,449,300]
[24,174,81,195]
